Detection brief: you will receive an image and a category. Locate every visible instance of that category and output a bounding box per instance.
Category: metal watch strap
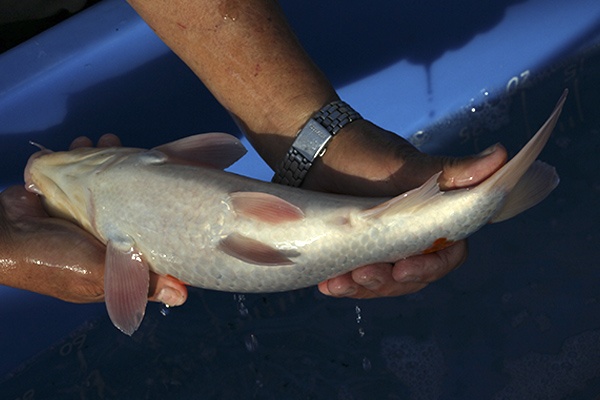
[272,100,362,187]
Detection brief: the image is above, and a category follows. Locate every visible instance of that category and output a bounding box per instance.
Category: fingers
[149,273,188,307]
[0,185,49,219]
[69,136,93,150]
[97,133,122,148]
[391,239,468,284]
[386,141,508,194]
[318,240,468,299]
[1,185,187,306]
[437,144,508,190]
[69,134,122,150]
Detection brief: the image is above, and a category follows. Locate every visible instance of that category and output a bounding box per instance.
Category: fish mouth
[24,145,53,195]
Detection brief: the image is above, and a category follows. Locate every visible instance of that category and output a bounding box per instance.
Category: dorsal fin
[153,132,247,169]
[230,192,305,224]
[359,172,443,220]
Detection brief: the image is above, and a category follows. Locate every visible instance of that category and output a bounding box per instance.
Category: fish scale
[23,91,567,333]
[82,161,514,292]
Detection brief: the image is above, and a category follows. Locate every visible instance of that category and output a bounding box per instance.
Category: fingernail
[450,143,500,187]
[477,143,499,157]
[157,287,184,307]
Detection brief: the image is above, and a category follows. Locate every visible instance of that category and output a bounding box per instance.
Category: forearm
[127,0,338,168]
[126,0,439,197]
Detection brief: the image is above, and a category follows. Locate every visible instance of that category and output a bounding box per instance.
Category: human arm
[126,0,508,298]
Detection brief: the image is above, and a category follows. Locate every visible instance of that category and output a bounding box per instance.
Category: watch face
[294,119,332,161]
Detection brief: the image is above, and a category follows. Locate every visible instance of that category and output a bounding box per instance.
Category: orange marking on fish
[166,274,190,286]
[422,237,454,254]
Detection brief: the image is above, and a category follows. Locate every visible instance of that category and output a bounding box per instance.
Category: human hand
[304,120,508,299]
[0,134,187,305]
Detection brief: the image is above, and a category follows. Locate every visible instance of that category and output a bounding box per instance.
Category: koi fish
[24,91,567,335]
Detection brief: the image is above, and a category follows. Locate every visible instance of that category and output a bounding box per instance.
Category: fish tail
[485,90,567,223]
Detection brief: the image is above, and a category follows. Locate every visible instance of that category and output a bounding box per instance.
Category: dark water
[2,0,600,398]
[2,38,600,400]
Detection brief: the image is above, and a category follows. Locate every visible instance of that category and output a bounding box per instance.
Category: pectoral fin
[219,233,297,266]
[104,239,150,336]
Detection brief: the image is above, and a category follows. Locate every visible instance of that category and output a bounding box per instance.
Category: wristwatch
[272,100,362,187]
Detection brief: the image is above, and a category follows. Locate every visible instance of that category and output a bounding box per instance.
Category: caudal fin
[490,160,559,222]
[486,90,567,223]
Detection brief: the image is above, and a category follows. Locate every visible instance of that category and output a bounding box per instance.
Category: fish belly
[89,164,504,292]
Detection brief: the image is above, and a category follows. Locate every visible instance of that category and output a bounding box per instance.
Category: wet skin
[0,135,187,305]
[0,133,506,303]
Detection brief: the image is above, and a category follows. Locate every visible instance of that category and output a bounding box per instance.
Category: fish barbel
[24,91,567,334]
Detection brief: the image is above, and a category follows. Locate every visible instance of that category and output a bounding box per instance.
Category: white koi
[24,91,567,335]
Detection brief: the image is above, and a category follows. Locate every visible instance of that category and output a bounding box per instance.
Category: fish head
[24,146,141,234]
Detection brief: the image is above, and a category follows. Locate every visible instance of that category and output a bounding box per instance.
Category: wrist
[301,119,420,196]
[271,99,363,187]
[241,91,340,169]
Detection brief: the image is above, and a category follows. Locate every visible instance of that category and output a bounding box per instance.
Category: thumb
[388,143,507,192]
[432,144,508,191]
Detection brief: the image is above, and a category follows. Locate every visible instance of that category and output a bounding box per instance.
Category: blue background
[1,0,600,398]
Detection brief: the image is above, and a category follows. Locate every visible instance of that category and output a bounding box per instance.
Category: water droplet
[355,305,366,338]
[355,305,362,323]
[234,294,249,317]
[362,356,372,371]
[245,334,259,352]
[160,304,170,317]
[409,130,430,147]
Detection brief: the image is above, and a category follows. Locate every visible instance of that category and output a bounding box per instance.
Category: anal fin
[104,239,150,336]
